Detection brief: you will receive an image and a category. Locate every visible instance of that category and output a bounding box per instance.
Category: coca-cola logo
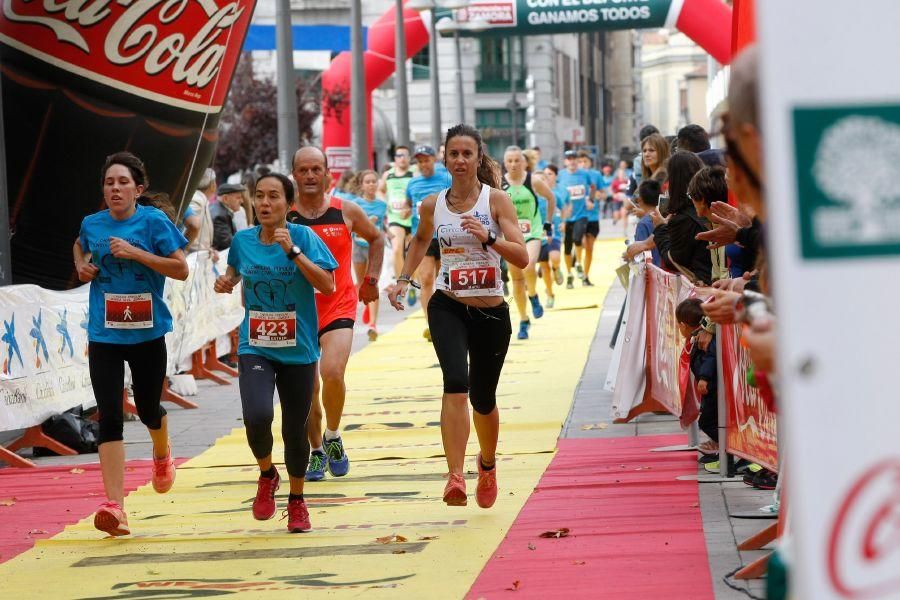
[828,459,900,598]
[0,0,253,110]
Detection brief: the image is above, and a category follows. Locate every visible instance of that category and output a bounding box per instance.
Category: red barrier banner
[720,323,778,472]
[645,266,691,417]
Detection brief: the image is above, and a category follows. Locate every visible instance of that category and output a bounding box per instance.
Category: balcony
[475,63,526,93]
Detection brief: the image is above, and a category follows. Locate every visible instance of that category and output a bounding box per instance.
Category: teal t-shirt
[353,197,388,248]
[557,169,592,222]
[79,204,188,344]
[228,223,338,365]
[407,171,452,234]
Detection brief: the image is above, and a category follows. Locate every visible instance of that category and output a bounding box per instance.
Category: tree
[215,53,321,177]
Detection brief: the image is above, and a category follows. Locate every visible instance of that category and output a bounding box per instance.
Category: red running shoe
[443,473,467,506]
[94,501,130,536]
[252,469,280,520]
[475,453,498,509]
[362,304,371,325]
[152,445,176,493]
[283,497,311,533]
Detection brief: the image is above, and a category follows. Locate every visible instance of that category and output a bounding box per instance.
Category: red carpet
[0,458,186,563]
[468,435,715,599]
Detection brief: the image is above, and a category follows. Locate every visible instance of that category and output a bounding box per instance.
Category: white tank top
[434,183,504,297]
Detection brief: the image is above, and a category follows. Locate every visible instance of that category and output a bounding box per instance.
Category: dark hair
[255,172,295,204]
[544,164,559,175]
[336,170,356,192]
[676,124,711,153]
[101,151,148,190]
[675,298,704,328]
[532,146,541,152]
[636,179,661,207]
[688,166,728,207]
[639,124,660,142]
[444,124,500,188]
[138,191,177,223]
[665,151,705,215]
[395,145,410,153]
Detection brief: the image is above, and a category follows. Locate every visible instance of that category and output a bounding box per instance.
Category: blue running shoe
[517,320,530,340]
[407,288,417,307]
[305,451,327,481]
[324,436,350,477]
[529,294,544,319]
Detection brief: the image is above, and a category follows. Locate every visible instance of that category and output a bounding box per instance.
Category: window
[411,44,429,80]
[475,109,527,158]
[476,37,525,93]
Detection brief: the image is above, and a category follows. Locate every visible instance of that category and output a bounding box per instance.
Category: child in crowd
[687,166,730,282]
[623,179,662,266]
[675,298,718,452]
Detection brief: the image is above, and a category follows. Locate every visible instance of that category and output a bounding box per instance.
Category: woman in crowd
[641,133,670,187]
[73,152,189,536]
[351,169,388,340]
[386,124,528,508]
[651,151,711,285]
[214,172,338,533]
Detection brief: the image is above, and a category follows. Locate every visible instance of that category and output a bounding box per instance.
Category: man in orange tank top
[288,147,384,481]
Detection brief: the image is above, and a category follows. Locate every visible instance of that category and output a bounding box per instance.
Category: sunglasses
[395,152,409,158]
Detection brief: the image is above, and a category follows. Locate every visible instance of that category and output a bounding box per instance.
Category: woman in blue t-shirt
[214,172,338,533]
[73,152,189,537]
[351,169,388,341]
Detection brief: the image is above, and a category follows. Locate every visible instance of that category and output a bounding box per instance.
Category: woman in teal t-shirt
[214,172,338,533]
[73,152,189,537]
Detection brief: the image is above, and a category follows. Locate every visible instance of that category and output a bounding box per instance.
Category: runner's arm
[73,238,99,283]
[489,189,529,269]
[291,252,335,295]
[533,179,556,224]
[344,201,385,302]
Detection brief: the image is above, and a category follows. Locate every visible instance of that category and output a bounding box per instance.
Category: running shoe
[94,501,130,536]
[252,468,280,520]
[583,278,594,287]
[443,473,467,506]
[362,305,371,325]
[698,453,719,465]
[325,436,350,477]
[566,274,574,289]
[517,320,530,340]
[703,460,721,473]
[475,453,498,509]
[529,295,544,319]
[151,445,176,494]
[367,327,378,342]
[554,268,564,286]
[305,451,327,482]
[546,295,555,309]
[576,264,584,279]
[407,288,417,307]
[423,328,432,342]
[283,497,311,533]
[745,469,778,490]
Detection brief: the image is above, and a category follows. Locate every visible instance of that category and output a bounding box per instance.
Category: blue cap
[414,145,436,157]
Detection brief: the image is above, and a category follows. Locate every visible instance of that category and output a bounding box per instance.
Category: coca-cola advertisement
[1,0,256,289]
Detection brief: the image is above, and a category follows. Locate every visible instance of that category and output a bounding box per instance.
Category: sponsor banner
[720,323,778,472]
[644,265,690,417]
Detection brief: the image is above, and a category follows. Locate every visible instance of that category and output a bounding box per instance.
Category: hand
[273,228,293,253]
[384,281,409,311]
[743,323,776,373]
[460,214,488,243]
[696,329,713,351]
[711,201,752,228]
[623,242,645,262]
[214,274,238,294]
[76,261,99,283]
[359,280,379,304]
[210,249,220,263]
[586,199,595,211]
[700,288,741,324]
[649,209,667,227]
[109,237,139,260]
[697,379,709,396]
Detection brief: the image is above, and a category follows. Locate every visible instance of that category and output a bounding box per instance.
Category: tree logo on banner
[794,104,900,259]
[2,314,24,377]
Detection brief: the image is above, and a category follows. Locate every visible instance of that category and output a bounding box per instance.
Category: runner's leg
[317,327,353,434]
[128,337,168,459]
[467,303,512,466]
[89,341,127,505]
[508,261,528,322]
[274,362,317,494]
[238,354,278,471]
[583,232,596,280]
[524,239,541,301]
[389,225,407,279]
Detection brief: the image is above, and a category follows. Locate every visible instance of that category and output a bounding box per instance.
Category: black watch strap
[286,245,301,259]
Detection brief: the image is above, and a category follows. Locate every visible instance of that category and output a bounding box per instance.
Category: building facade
[639,30,709,136]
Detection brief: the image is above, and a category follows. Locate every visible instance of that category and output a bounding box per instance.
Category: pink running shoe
[475,453,498,509]
[443,473,467,506]
[152,445,176,493]
[252,469,280,520]
[283,497,311,533]
[94,501,130,536]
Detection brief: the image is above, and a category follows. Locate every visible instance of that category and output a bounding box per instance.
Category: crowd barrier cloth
[0,250,243,434]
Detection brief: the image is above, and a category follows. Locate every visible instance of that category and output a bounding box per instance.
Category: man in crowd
[210,182,248,250]
[185,168,216,253]
[677,123,725,167]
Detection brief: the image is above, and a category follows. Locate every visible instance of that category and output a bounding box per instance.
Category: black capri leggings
[564,217,588,256]
[89,336,168,444]
[238,355,317,478]
[427,290,512,415]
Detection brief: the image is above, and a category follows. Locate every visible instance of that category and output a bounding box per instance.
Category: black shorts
[586,221,600,238]
[564,218,588,254]
[388,223,412,235]
[318,317,355,339]
[425,237,441,260]
[539,238,561,262]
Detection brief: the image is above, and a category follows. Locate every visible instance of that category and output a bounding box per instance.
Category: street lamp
[436,15,487,126]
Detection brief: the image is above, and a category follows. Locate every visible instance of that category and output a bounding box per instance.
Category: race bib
[448,263,498,297]
[390,199,407,212]
[105,293,153,329]
[567,184,586,200]
[518,219,532,234]
[248,310,297,347]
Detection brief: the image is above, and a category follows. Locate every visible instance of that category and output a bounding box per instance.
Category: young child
[675,297,718,452]
[623,179,662,266]
[687,166,730,282]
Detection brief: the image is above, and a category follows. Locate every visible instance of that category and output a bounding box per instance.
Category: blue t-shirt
[538,194,563,243]
[79,204,188,344]
[635,215,662,267]
[406,170,452,233]
[586,169,606,222]
[353,197,388,248]
[557,169,592,222]
[228,223,338,365]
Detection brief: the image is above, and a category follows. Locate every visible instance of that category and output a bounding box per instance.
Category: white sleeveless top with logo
[434,184,504,297]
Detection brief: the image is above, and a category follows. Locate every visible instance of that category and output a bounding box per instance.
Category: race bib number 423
[105,293,153,329]
[248,311,297,347]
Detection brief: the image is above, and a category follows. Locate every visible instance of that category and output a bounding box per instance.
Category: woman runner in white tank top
[386,125,528,509]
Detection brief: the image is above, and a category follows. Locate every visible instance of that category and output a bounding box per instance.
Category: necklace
[447,182,480,211]
[297,196,330,220]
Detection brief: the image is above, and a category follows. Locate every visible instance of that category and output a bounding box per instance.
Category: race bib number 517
[448,265,497,296]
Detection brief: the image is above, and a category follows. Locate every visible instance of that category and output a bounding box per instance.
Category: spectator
[688,166,729,281]
[651,151,710,284]
[624,179,662,266]
[677,123,725,167]
[210,182,247,250]
[532,146,548,170]
[640,133,670,187]
[185,168,216,253]
[632,124,660,189]
[675,298,718,449]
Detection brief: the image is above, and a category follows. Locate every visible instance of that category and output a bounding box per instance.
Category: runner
[214,172,338,533]
[351,169,388,341]
[539,165,567,307]
[289,147,384,482]
[379,146,414,298]
[73,151,189,537]
[577,152,606,287]
[385,124,528,508]
[405,145,452,342]
[501,146,555,340]
[558,150,595,289]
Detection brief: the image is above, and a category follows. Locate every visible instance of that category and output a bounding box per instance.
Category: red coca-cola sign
[828,459,900,598]
[0,0,254,112]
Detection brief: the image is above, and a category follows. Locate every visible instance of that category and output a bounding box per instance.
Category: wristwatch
[363,275,378,286]
[485,231,497,246]
[286,245,302,259]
